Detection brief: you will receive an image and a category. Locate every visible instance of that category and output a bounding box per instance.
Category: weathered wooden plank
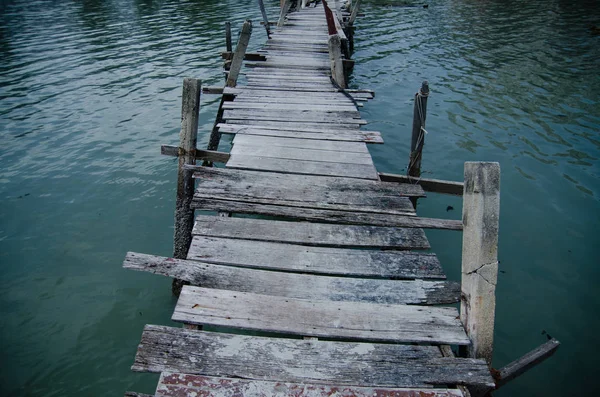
[223,110,366,124]
[223,101,358,112]
[379,172,464,196]
[222,87,370,100]
[220,125,383,143]
[232,134,368,152]
[161,145,230,163]
[188,236,444,279]
[233,96,356,106]
[133,325,496,388]
[174,286,469,344]
[227,154,378,179]
[124,393,152,397]
[192,215,430,249]
[192,166,421,207]
[227,119,363,130]
[218,122,372,135]
[155,373,465,397]
[123,252,460,305]
[191,199,462,230]
[230,144,374,165]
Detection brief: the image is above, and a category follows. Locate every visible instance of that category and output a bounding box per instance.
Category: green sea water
[1,0,598,395]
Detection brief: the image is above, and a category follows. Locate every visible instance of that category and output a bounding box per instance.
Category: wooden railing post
[408,80,429,180]
[328,34,346,88]
[460,162,501,366]
[278,0,292,27]
[173,78,201,295]
[257,0,271,38]
[207,20,252,152]
[226,20,252,88]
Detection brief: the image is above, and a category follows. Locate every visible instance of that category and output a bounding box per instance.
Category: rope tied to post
[407,81,430,184]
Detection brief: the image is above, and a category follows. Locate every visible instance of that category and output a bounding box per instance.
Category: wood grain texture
[173,286,469,344]
[191,199,463,230]
[155,373,465,397]
[226,154,378,179]
[192,215,430,249]
[187,236,444,279]
[230,144,374,165]
[232,134,369,152]
[123,252,459,304]
[220,125,383,143]
[191,166,420,214]
[133,325,496,388]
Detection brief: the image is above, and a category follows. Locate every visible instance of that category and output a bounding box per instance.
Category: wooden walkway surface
[124,3,496,396]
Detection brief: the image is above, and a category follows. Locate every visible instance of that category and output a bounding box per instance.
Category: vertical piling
[408,81,429,180]
[460,162,501,366]
[173,78,201,295]
[225,22,232,52]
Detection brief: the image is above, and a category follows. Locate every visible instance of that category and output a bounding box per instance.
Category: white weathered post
[328,34,346,88]
[460,162,500,365]
[172,78,201,294]
[226,20,253,88]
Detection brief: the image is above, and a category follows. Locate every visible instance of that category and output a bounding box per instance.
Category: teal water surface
[1,0,598,395]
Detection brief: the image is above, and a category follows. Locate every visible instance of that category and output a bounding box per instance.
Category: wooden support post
[328,34,346,88]
[349,0,361,25]
[408,80,429,180]
[173,78,201,295]
[460,162,501,366]
[226,20,252,88]
[278,0,292,27]
[206,20,252,153]
[225,22,232,52]
[257,0,271,38]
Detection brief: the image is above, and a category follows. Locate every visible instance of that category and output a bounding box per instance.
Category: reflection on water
[1,0,598,395]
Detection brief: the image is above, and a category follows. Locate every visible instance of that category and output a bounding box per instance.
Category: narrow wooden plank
[223,101,357,112]
[232,134,369,152]
[191,199,462,230]
[220,125,383,143]
[155,373,465,397]
[188,236,444,279]
[123,252,460,305]
[380,172,464,196]
[495,338,560,388]
[133,325,496,388]
[230,144,374,165]
[226,154,378,179]
[227,119,363,130]
[218,122,374,135]
[223,110,366,125]
[192,216,430,249]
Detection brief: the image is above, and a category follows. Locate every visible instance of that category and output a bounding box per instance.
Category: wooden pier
[123,1,557,396]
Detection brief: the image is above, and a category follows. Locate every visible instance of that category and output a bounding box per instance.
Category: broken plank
[227,119,363,130]
[191,199,463,230]
[155,373,465,397]
[133,325,496,388]
[192,215,430,249]
[123,252,460,305]
[187,236,444,279]
[173,286,469,344]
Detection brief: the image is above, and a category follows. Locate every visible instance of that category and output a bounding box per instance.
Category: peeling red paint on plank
[156,373,464,397]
